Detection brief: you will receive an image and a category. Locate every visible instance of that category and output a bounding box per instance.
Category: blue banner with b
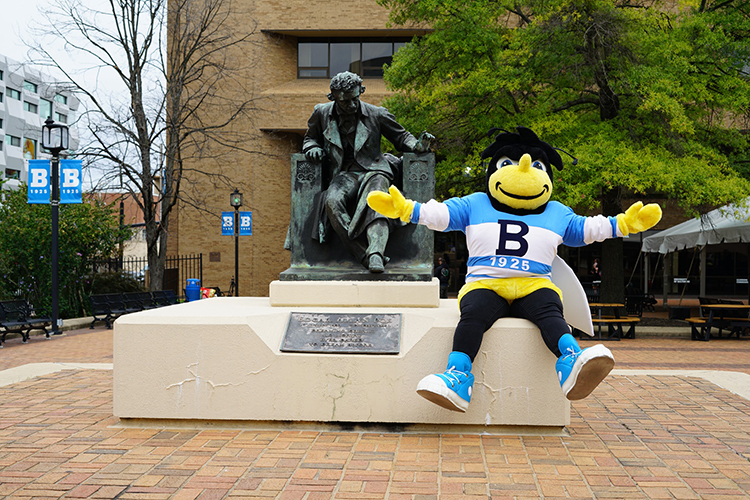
[221,211,234,235]
[27,159,51,204]
[239,211,252,235]
[60,159,83,204]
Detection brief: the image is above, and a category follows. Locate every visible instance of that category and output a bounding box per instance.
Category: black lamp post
[42,117,69,336]
[230,188,243,297]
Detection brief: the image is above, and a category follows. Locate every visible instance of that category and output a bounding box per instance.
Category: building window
[5,169,20,180]
[7,88,21,100]
[298,38,409,79]
[5,135,21,147]
[40,98,52,118]
[24,101,38,113]
[0,70,3,80]
[54,94,68,105]
[55,112,68,124]
[23,81,38,93]
[0,118,3,129]
[0,92,3,103]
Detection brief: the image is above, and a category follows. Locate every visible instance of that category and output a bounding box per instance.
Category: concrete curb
[0,362,112,387]
[635,326,691,338]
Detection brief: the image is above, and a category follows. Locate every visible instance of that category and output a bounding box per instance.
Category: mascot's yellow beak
[488,153,553,210]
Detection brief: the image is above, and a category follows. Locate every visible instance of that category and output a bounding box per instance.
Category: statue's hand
[367,185,415,223]
[415,131,434,153]
[305,147,325,162]
[616,202,662,236]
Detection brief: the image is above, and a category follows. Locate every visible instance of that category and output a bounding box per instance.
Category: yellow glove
[366,185,415,223]
[616,201,662,236]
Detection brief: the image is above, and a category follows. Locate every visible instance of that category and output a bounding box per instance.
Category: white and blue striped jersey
[411,193,622,283]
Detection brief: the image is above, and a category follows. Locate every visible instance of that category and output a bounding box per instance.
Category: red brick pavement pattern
[1,329,750,499]
[1,370,749,499]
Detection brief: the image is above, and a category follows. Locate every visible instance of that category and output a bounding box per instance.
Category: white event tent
[641,198,750,298]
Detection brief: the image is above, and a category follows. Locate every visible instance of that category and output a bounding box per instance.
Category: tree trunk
[600,188,625,304]
[145,218,163,291]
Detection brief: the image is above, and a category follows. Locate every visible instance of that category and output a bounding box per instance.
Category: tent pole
[700,246,706,297]
[644,253,650,293]
[663,253,671,309]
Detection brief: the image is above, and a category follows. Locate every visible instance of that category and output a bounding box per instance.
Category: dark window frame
[24,101,38,113]
[23,80,38,93]
[40,98,52,119]
[297,37,411,79]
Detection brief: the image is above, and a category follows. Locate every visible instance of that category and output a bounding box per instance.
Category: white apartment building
[0,54,80,192]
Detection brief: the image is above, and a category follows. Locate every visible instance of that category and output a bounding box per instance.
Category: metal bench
[0,300,52,346]
[89,294,130,329]
[152,290,178,307]
[90,291,180,329]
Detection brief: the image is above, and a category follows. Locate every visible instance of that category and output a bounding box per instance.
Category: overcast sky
[2,0,48,66]
[3,0,156,190]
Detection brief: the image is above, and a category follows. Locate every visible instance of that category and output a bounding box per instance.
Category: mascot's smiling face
[481,126,565,213]
[488,154,552,210]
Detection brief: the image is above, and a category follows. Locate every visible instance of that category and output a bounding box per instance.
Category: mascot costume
[367,126,662,412]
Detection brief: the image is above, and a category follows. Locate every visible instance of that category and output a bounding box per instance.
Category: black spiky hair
[481,126,564,185]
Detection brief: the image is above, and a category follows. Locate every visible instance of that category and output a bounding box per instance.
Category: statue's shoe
[368,254,385,273]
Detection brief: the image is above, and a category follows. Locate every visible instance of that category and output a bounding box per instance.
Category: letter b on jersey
[496,220,529,257]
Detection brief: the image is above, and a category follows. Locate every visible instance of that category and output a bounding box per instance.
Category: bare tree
[28,0,261,290]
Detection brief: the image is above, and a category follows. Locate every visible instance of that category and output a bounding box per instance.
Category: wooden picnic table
[588,303,639,340]
[690,304,750,341]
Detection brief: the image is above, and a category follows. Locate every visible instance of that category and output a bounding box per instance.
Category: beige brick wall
[170,0,421,296]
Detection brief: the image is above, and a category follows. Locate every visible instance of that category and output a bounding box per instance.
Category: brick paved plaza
[1,326,749,499]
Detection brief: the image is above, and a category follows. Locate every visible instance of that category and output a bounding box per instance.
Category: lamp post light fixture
[230,189,243,297]
[42,117,69,336]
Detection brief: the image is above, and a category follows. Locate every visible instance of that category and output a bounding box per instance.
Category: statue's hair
[330,71,363,91]
[327,72,365,100]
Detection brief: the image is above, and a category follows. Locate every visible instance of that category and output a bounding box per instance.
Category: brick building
[167,0,428,296]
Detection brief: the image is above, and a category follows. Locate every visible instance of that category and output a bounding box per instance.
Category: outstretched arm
[616,202,662,236]
[368,186,470,232]
[367,186,415,222]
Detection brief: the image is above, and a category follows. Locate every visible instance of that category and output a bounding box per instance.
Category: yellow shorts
[457,278,563,308]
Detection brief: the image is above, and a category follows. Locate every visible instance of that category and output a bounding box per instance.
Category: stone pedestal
[113,291,570,432]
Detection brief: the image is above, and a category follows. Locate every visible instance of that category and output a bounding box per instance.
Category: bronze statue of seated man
[303,71,433,272]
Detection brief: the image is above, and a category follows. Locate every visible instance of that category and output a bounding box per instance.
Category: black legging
[452,287,571,360]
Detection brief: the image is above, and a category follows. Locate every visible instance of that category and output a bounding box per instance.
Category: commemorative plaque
[281,312,401,354]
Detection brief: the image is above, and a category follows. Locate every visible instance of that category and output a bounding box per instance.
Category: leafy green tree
[0,187,132,318]
[380,0,750,301]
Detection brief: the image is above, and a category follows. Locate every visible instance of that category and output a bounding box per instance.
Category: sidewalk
[1,325,749,499]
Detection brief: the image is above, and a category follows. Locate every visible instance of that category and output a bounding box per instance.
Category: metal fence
[91,254,203,296]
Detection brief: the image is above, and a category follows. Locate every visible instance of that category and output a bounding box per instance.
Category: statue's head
[328,72,365,115]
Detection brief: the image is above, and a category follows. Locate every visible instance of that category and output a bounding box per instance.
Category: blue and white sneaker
[556,334,614,400]
[417,351,474,412]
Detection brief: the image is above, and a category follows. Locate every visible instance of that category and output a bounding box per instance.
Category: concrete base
[114,296,570,430]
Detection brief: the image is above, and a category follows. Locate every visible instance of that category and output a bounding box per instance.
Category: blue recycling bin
[185,278,201,302]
